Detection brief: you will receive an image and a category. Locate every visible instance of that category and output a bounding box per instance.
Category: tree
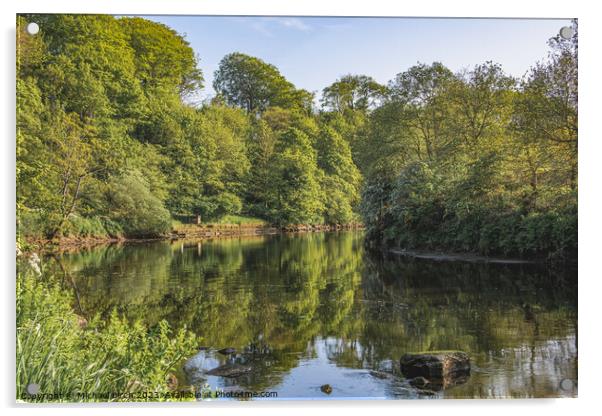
[213,52,311,114]
[512,19,577,192]
[316,126,362,224]
[268,128,324,225]
[388,62,456,162]
[245,119,277,217]
[448,62,515,155]
[31,14,144,123]
[120,17,203,99]
[321,74,387,113]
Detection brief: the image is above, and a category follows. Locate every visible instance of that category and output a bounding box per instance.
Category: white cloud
[275,18,312,32]
[247,17,312,36]
[250,20,273,37]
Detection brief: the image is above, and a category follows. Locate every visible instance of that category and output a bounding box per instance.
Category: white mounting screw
[559,26,573,40]
[26,22,39,35]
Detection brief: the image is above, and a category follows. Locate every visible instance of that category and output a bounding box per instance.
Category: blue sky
[141,16,572,102]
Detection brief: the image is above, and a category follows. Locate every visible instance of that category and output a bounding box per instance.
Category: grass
[173,214,268,227]
[211,214,268,225]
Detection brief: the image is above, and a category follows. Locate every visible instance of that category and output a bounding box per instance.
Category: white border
[2,1,600,416]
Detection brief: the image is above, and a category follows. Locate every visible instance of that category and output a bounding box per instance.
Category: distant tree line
[16,15,577,258]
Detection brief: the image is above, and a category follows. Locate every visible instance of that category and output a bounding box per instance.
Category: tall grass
[16,257,197,402]
[210,214,268,226]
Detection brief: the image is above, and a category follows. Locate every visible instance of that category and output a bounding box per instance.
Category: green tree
[213,52,312,114]
[316,126,362,224]
[120,17,203,99]
[268,128,324,225]
[321,74,387,113]
[245,119,277,217]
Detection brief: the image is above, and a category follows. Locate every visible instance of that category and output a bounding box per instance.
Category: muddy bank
[390,249,536,264]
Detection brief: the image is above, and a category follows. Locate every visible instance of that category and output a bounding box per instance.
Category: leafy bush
[64,215,108,238]
[107,171,172,237]
[191,192,244,223]
[17,208,49,240]
[362,158,577,260]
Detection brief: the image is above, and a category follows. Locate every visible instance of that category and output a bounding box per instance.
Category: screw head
[26,22,39,35]
[559,26,574,40]
[26,383,40,395]
[559,378,575,391]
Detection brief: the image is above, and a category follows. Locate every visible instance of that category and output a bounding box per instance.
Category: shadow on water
[47,231,577,399]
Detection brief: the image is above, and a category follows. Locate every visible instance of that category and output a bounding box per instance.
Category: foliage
[321,74,387,113]
[268,128,324,225]
[213,52,313,114]
[210,215,268,225]
[107,171,172,237]
[359,22,578,259]
[16,14,577,259]
[17,259,196,402]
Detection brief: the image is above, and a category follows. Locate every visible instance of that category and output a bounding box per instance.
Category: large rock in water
[400,351,470,380]
[206,363,252,378]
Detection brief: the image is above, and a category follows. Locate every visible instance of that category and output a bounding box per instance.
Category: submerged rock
[320,384,333,394]
[400,351,470,380]
[409,376,430,389]
[369,370,396,380]
[206,363,252,378]
[401,351,470,391]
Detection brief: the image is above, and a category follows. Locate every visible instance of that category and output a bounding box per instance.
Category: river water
[56,231,577,399]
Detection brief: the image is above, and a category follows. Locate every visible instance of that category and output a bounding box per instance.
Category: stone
[400,351,470,380]
[217,347,236,355]
[409,376,430,389]
[320,384,333,394]
[206,363,252,378]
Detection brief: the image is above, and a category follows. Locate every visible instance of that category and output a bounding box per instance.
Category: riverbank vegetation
[17,15,576,254]
[17,255,197,402]
[359,24,577,260]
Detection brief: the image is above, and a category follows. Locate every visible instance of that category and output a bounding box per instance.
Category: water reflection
[49,231,577,399]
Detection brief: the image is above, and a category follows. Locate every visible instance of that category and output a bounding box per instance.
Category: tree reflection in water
[50,231,577,399]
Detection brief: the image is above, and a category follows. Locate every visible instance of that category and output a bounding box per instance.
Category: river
[55,231,577,399]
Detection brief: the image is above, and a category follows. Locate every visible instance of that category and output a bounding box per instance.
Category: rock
[400,351,470,380]
[369,370,394,380]
[409,376,430,388]
[217,347,236,355]
[197,346,209,351]
[320,384,333,394]
[206,363,252,378]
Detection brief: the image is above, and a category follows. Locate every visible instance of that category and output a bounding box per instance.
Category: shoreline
[24,223,365,253]
[389,249,539,264]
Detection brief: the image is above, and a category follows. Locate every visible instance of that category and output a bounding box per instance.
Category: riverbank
[389,249,537,264]
[23,222,365,253]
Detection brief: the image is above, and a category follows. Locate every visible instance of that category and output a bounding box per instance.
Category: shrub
[107,171,172,237]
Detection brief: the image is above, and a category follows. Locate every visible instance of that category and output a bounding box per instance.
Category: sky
[141,16,572,103]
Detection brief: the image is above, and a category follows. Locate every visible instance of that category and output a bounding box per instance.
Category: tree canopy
[16,15,577,259]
